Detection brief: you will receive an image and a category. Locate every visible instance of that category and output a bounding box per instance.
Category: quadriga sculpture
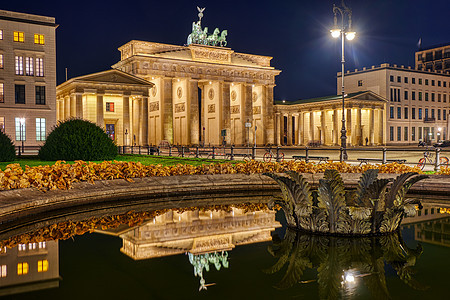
[264,169,427,235]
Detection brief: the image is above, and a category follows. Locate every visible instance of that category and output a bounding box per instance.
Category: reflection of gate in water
[106,124,115,140]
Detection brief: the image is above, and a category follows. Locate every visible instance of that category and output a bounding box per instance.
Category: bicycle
[263,148,284,163]
[417,148,449,170]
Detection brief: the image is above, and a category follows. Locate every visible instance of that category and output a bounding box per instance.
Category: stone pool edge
[0,173,449,224]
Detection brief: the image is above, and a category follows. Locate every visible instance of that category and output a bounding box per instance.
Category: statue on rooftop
[187,7,228,47]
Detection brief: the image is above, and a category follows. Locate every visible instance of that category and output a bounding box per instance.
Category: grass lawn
[0,154,235,170]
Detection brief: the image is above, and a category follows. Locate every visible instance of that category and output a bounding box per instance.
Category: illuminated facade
[56,69,153,146]
[415,43,450,73]
[0,9,57,147]
[0,241,59,296]
[337,63,450,145]
[111,41,280,146]
[274,91,386,146]
[97,208,280,260]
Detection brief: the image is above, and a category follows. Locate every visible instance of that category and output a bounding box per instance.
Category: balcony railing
[424,117,436,123]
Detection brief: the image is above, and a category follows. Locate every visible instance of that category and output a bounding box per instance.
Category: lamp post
[331,0,356,161]
[19,118,25,154]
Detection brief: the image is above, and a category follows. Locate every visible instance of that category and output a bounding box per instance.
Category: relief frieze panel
[149,101,159,112]
[253,106,261,115]
[175,103,185,113]
[231,105,240,114]
[208,104,215,113]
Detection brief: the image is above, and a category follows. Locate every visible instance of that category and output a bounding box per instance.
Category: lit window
[28,243,36,250]
[26,57,34,76]
[0,117,4,133]
[38,242,46,249]
[0,83,3,103]
[37,260,48,272]
[36,118,46,141]
[0,246,6,254]
[17,262,28,275]
[0,265,6,278]
[18,244,26,251]
[15,118,26,141]
[36,58,44,77]
[13,31,24,42]
[0,54,3,69]
[0,30,3,40]
[15,56,24,75]
[357,80,363,87]
[34,34,44,45]
[36,86,46,105]
[106,102,115,112]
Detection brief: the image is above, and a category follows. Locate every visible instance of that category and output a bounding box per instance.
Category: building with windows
[337,63,450,145]
[416,43,450,73]
[0,9,57,146]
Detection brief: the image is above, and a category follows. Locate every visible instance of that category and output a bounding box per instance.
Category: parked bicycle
[417,147,449,170]
[263,148,284,163]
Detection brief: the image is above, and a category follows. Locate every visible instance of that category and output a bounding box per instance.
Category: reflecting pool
[1,202,450,299]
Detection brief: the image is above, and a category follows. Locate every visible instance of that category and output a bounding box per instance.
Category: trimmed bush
[39,119,118,161]
[0,131,16,162]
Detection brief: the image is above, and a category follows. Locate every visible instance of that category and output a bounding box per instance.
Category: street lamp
[331,0,356,161]
[19,118,25,153]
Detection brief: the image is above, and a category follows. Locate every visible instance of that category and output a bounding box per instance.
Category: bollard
[196,146,199,158]
[157,146,161,156]
[182,146,185,157]
[139,146,141,155]
[252,146,255,160]
[276,147,280,162]
[339,147,343,163]
[169,146,172,156]
[382,148,387,164]
[305,147,310,163]
[435,148,441,172]
[212,146,216,159]
[230,145,234,160]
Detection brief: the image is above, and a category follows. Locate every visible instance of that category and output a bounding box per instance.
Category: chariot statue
[187,7,228,47]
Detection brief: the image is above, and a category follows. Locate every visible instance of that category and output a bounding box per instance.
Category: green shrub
[0,130,16,162]
[39,119,118,161]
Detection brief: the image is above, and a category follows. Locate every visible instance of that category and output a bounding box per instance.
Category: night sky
[3,0,449,101]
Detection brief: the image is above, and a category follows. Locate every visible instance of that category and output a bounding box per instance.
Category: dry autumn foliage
[0,160,426,192]
[0,203,275,249]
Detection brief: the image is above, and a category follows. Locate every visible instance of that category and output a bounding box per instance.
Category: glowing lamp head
[330,28,341,38]
[346,31,356,41]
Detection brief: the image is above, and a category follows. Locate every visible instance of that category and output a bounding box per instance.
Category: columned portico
[274,91,386,146]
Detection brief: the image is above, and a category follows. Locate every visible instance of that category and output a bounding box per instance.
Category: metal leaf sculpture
[318,170,347,234]
[264,170,427,235]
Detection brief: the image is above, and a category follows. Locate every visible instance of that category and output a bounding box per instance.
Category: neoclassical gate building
[112,41,280,146]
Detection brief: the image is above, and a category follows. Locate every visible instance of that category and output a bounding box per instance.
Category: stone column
[163,78,174,144]
[356,107,362,145]
[298,112,304,145]
[76,93,83,118]
[333,109,339,145]
[123,94,130,146]
[276,113,281,145]
[369,108,375,145]
[141,96,149,145]
[132,97,141,145]
[244,84,253,144]
[222,82,231,145]
[309,111,314,143]
[189,79,199,145]
[96,93,104,128]
[56,100,61,121]
[346,108,352,146]
[378,108,384,144]
[320,110,326,145]
[265,85,275,145]
[70,94,76,117]
[287,113,292,145]
[293,114,299,145]
[64,96,70,120]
